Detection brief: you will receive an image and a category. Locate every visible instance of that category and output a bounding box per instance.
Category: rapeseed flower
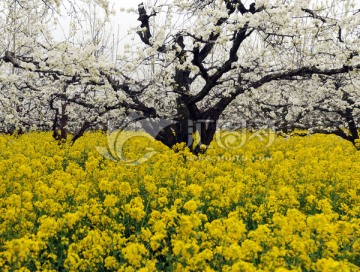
[0,131,359,270]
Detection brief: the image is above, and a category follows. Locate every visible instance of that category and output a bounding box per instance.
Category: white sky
[109,1,140,40]
[52,1,146,56]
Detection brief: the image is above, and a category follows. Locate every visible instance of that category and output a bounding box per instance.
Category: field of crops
[0,131,359,271]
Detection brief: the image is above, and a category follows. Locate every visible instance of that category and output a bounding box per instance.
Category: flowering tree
[231,75,360,149]
[0,0,118,139]
[1,0,360,153]
[112,0,360,153]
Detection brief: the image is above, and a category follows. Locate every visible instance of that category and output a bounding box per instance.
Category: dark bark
[151,116,218,155]
[71,121,91,144]
[50,99,68,143]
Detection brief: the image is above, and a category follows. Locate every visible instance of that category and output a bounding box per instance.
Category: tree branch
[206,62,360,119]
[189,25,254,104]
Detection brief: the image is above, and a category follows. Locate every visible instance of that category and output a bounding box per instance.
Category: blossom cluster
[0,131,359,271]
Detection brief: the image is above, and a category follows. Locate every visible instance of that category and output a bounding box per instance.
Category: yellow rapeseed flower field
[0,131,359,271]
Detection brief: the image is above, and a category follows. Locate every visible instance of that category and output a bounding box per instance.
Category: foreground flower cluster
[0,131,359,271]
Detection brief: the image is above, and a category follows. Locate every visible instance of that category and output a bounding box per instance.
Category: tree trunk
[143,98,218,155]
[152,118,217,155]
[344,108,359,150]
[52,101,68,143]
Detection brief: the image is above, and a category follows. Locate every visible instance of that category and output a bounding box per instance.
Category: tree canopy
[1,0,359,153]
